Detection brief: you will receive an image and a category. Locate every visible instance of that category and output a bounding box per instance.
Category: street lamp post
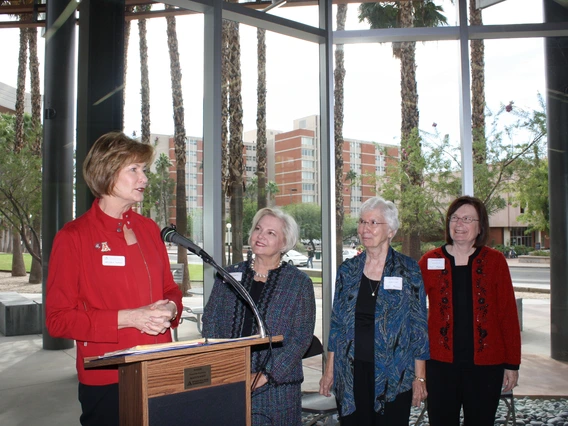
[226,223,232,265]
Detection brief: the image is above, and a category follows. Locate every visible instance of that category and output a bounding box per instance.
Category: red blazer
[419,246,521,368]
[46,200,182,385]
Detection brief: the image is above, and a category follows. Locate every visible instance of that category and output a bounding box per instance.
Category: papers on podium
[99,335,261,359]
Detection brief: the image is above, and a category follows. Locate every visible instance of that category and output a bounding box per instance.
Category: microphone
[160,225,268,338]
[161,225,205,258]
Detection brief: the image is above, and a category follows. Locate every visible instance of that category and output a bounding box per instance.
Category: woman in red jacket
[46,132,183,426]
[419,196,521,426]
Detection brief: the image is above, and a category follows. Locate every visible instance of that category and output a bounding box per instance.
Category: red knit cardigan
[419,246,521,368]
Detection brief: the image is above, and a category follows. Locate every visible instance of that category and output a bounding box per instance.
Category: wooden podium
[85,336,282,426]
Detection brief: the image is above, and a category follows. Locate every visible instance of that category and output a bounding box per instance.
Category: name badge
[428,258,445,270]
[230,272,243,282]
[102,255,125,266]
[383,277,402,291]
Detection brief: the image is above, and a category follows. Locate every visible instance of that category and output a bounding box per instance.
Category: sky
[0,0,545,147]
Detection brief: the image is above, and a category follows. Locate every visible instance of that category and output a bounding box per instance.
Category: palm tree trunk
[124,6,134,126]
[221,21,231,266]
[27,26,43,284]
[138,6,152,145]
[256,27,267,210]
[227,17,244,264]
[469,2,486,164]
[14,28,28,154]
[11,228,26,277]
[334,4,347,264]
[399,1,422,261]
[166,5,191,295]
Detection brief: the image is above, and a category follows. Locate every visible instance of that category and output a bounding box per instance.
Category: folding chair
[301,336,338,426]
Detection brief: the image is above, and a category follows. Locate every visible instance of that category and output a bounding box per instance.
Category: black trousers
[78,382,119,426]
[339,360,412,426]
[426,360,504,426]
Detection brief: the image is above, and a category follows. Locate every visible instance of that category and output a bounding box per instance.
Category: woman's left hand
[411,379,428,407]
[502,369,519,392]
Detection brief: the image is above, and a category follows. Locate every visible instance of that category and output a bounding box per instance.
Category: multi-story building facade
[152,115,547,249]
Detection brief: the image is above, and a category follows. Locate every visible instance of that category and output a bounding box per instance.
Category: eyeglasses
[449,215,479,224]
[358,219,387,228]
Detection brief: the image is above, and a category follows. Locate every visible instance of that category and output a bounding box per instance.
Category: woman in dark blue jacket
[202,208,316,426]
[319,197,429,426]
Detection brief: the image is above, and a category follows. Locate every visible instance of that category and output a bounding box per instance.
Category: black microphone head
[161,225,177,243]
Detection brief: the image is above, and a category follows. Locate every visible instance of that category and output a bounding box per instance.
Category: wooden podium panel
[85,336,281,426]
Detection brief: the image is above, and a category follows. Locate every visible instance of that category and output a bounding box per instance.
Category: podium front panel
[148,381,246,426]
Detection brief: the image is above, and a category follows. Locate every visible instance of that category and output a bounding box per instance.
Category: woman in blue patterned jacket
[319,197,429,426]
[202,208,316,426]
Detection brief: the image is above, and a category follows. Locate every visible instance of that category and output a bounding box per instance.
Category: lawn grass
[0,253,321,285]
[0,253,32,272]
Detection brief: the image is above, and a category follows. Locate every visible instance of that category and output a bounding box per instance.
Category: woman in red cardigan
[46,132,182,426]
[419,196,521,426]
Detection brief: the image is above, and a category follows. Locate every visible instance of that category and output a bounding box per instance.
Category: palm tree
[226,14,245,264]
[165,4,191,295]
[137,5,152,145]
[359,0,446,260]
[256,27,268,210]
[221,21,231,266]
[123,6,135,125]
[470,0,486,164]
[27,25,43,284]
[334,4,348,264]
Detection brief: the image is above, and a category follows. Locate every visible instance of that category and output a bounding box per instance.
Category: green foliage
[358,1,447,30]
[0,113,43,261]
[142,153,175,228]
[529,250,550,257]
[282,203,321,245]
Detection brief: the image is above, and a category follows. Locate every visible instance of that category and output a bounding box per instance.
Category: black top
[241,278,265,337]
[442,245,481,365]
[354,274,379,362]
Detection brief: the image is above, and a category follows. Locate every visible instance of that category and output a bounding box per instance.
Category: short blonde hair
[83,132,154,199]
[248,208,299,254]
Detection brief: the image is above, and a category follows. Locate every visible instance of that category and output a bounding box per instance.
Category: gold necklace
[251,258,280,279]
[369,278,381,296]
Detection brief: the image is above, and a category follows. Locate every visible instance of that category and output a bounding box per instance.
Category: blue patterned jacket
[328,247,429,416]
[202,260,316,386]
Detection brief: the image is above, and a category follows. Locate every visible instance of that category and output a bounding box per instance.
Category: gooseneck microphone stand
[161,225,268,338]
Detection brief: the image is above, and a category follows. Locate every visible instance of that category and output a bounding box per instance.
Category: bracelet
[167,301,178,321]
[415,377,426,383]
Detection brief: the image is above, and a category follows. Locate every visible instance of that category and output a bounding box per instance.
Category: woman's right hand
[319,351,335,397]
[118,301,173,335]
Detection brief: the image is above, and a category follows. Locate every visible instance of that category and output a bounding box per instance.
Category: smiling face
[250,214,286,260]
[449,204,480,248]
[358,208,395,252]
[109,162,148,207]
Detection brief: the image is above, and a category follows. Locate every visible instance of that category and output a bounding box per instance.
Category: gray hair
[248,208,299,253]
[360,196,400,237]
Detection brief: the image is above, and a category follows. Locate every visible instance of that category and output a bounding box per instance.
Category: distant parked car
[282,249,309,266]
[342,248,358,262]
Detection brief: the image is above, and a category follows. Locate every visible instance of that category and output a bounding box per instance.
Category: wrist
[414,376,426,383]
[167,301,178,321]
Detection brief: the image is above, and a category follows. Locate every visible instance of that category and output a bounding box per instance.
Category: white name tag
[384,277,403,291]
[102,255,125,266]
[428,258,445,270]
[231,272,243,282]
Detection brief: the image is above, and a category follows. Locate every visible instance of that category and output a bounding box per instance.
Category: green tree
[143,153,175,228]
[515,160,549,234]
[283,203,321,250]
[0,113,42,274]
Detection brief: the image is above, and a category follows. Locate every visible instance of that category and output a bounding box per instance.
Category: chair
[172,306,203,341]
[414,390,515,426]
[301,336,338,426]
